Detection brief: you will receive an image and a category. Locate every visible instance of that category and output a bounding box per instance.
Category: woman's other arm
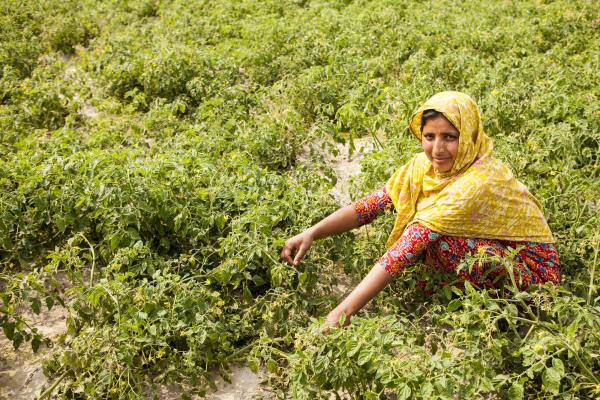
[324,264,395,327]
[324,223,436,328]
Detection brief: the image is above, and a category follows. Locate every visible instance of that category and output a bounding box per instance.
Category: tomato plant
[1,0,598,398]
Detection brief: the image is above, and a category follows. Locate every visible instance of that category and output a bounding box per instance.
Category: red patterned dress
[353,187,561,291]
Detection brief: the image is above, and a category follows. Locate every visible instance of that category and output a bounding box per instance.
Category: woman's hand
[280,204,361,266]
[321,264,395,331]
[280,229,315,266]
[319,307,348,333]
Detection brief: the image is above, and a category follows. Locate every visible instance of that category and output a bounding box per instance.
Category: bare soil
[0,305,64,400]
[305,137,376,205]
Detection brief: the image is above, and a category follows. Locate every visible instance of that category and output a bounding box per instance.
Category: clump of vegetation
[1,0,598,398]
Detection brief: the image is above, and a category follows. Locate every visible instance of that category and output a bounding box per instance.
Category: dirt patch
[79,104,100,119]
[0,305,67,400]
[153,364,269,400]
[328,137,376,205]
[301,136,377,206]
[203,365,265,400]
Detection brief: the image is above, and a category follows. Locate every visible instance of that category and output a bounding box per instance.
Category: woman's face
[421,115,460,173]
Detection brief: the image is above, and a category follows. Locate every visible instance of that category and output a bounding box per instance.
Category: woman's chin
[433,162,452,172]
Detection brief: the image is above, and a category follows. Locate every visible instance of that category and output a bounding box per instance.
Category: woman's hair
[421,109,444,132]
[420,109,470,140]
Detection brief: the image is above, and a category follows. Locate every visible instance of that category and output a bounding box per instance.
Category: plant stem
[39,370,68,399]
[587,233,598,306]
[561,339,599,384]
[77,233,96,287]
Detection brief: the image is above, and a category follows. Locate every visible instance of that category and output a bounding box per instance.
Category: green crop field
[0,0,598,398]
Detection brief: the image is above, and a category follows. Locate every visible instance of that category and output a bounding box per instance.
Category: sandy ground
[0,305,64,399]
[155,365,265,400]
[314,137,377,206]
[0,134,374,399]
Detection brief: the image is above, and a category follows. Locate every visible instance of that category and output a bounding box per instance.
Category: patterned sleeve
[378,223,439,275]
[352,186,393,225]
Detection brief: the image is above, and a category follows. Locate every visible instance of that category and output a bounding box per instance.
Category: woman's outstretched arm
[324,223,435,328]
[280,204,360,266]
[324,264,394,328]
[280,186,392,266]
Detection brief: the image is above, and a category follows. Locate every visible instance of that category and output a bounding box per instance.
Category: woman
[280,91,560,328]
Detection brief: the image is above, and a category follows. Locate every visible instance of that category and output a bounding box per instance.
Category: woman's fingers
[281,232,315,266]
[293,241,310,265]
[281,242,294,265]
[280,235,312,266]
[319,321,334,334]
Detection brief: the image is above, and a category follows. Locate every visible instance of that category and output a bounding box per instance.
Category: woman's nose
[433,138,446,155]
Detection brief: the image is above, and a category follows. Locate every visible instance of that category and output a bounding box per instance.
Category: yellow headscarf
[385,91,554,247]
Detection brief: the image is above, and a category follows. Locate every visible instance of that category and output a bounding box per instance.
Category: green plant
[1,0,598,398]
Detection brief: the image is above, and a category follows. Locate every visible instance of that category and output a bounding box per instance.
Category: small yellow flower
[491,89,498,96]
[217,300,225,307]
[133,292,144,304]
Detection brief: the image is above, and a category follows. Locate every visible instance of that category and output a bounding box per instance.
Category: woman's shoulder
[463,156,532,194]
[466,156,512,178]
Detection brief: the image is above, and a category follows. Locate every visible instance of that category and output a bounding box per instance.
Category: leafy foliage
[0,0,598,398]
